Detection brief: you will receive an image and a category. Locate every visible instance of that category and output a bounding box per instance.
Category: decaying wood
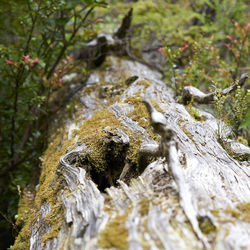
[14,57,250,250]
[141,100,209,248]
[73,8,165,73]
[114,8,133,39]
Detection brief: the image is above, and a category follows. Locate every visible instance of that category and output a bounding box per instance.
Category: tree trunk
[13,56,250,250]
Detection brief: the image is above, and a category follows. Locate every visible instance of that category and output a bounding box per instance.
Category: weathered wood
[14,57,250,250]
[114,8,133,39]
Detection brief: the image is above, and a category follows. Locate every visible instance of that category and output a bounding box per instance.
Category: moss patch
[15,187,35,229]
[12,126,73,249]
[224,208,240,219]
[213,203,250,224]
[124,95,158,141]
[137,79,151,88]
[11,221,32,250]
[178,120,199,150]
[198,216,216,235]
[41,204,64,242]
[99,208,130,249]
[237,136,248,146]
[138,198,150,217]
[76,107,124,174]
[218,138,249,161]
[237,202,250,223]
[186,105,205,121]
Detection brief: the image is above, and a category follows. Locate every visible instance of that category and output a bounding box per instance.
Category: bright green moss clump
[186,105,205,121]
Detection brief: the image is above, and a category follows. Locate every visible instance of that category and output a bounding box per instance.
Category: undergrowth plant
[0,0,107,246]
[178,14,249,141]
[153,1,249,142]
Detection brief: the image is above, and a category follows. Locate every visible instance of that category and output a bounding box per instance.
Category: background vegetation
[0,0,249,248]
[0,0,107,247]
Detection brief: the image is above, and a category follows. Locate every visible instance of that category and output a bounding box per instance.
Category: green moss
[12,127,72,249]
[15,187,35,228]
[198,216,216,235]
[237,136,248,146]
[124,95,158,140]
[84,85,98,95]
[138,198,150,217]
[237,202,250,223]
[73,98,152,178]
[140,217,150,250]
[224,208,240,219]
[123,96,159,165]
[60,238,66,250]
[99,208,130,249]
[41,204,64,242]
[76,107,123,173]
[186,105,205,121]
[136,79,151,88]
[218,138,249,161]
[13,64,156,248]
[210,209,219,216]
[217,203,250,223]
[11,222,31,250]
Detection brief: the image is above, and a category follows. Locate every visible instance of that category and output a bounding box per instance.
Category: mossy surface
[237,202,250,223]
[12,126,73,249]
[186,105,205,121]
[219,138,249,162]
[98,207,131,249]
[12,55,158,248]
[198,216,216,235]
[237,136,248,146]
[178,120,199,150]
[11,222,32,250]
[138,198,150,217]
[123,94,158,140]
[212,203,250,224]
[224,208,240,219]
[41,204,64,242]
[15,187,35,228]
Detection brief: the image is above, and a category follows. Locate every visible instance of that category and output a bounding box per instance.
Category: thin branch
[46,6,94,79]
[13,120,33,164]
[24,0,40,55]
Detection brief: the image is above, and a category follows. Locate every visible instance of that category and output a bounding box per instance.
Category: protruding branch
[114,8,133,39]
[140,99,209,248]
[142,99,167,136]
[182,73,249,104]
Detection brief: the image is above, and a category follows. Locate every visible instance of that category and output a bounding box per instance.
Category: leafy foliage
[0,0,106,247]
[138,0,249,139]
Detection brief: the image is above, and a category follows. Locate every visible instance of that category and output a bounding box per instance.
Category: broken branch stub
[114,8,133,39]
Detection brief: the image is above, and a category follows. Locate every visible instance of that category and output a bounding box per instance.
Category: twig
[46,7,94,79]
